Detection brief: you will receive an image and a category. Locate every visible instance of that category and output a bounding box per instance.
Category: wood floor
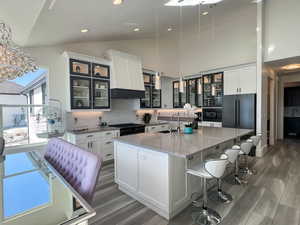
[90,140,300,225]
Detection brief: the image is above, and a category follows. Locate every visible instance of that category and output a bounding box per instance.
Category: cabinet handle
[105,141,112,145]
[237,88,238,93]
[91,142,93,148]
[151,127,156,129]
[87,135,94,138]
[105,132,112,135]
[88,142,90,149]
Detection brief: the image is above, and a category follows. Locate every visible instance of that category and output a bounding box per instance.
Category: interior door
[222,95,237,128]
[238,94,256,129]
[93,79,110,109]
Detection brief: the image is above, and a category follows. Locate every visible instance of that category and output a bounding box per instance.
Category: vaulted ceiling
[1,0,255,47]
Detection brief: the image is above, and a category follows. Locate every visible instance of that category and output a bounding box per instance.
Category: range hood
[105,50,145,99]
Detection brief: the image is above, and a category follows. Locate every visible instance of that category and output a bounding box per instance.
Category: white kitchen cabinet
[145,124,169,133]
[115,143,138,191]
[224,65,256,95]
[138,149,169,209]
[65,130,119,161]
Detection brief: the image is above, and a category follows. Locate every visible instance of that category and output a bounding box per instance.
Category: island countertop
[114,127,253,158]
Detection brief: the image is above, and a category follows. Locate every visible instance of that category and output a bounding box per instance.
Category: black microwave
[203,108,222,122]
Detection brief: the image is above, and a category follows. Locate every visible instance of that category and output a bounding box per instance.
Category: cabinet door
[196,78,203,107]
[239,66,257,94]
[140,85,151,108]
[91,140,102,155]
[180,81,187,107]
[152,87,161,108]
[93,79,110,109]
[70,76,91,109]
[188,79,197,106]
[173,81,180,108]
[138,150,169,207]
[115,143,138,191]
[77,141,89,151]
[224,69,240,95]
[101,140,114,160]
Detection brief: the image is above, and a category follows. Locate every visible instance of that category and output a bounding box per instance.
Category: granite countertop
[114,127,253,158]
[67,127,120,135]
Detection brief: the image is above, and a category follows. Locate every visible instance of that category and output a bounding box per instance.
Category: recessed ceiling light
[202,11,209,16]
[113,0,123,5]
[81,29,89,33]
[252,0,262,3]
[134,28,140,32]
[281,64,300,71]
[167,27,173,31]
[165,0,223,7]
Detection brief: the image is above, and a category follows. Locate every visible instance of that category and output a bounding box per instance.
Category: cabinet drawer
[99,131,116,139]
[75,133,101,142]
[102,146,114,160]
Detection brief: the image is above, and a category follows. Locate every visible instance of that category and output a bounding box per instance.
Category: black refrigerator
[222,94,256,129]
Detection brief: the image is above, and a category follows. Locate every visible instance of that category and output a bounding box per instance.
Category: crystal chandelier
[0,21,38,82]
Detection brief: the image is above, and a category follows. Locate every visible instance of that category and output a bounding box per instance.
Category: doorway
[283,83,300,139]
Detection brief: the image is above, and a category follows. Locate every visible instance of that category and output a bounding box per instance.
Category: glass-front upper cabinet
[92,63,110,79]
[140,72,161,108]
[152,87,161,108]
[69,58,111,110]
[180,81,187,107]
[140,85,151,108]
[93,79,110,109]
[70,77,91,109]
[173,81,180,108]
[143,73,153,85]
[196,78,203,107]
[188,79,197,106]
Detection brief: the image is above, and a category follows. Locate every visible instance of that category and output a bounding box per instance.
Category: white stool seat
[187,163,213,179]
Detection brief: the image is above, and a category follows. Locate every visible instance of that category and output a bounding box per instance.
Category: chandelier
[0,21,38,82]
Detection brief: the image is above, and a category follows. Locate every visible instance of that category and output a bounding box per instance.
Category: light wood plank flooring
[90,140,300,225]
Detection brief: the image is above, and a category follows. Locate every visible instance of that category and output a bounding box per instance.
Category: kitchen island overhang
[113,127,253,220]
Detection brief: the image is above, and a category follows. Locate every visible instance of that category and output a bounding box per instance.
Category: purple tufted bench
[44,138,102,204]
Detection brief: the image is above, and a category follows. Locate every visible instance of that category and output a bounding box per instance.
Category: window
[41,83,46,105]
[29,90,34,113]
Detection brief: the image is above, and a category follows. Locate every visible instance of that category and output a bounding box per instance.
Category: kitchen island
[114,127,253,220]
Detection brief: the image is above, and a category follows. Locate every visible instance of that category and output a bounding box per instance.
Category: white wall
[264,0,300,62]
[25,1,257,109]
[0,95,27,128]
[278,73,300,139]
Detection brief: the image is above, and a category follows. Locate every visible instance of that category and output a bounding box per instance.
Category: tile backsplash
[67,99,141,130]
[285,106,300,118]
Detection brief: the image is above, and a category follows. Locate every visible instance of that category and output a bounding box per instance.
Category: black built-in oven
[203,108,222,122]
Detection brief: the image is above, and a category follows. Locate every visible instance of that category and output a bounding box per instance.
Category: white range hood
[105,49,145,99]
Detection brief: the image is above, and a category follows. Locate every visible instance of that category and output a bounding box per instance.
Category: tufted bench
[44,138,102,204]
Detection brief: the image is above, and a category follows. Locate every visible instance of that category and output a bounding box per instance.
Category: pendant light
[178,6,185,94]
[154,8,161,90]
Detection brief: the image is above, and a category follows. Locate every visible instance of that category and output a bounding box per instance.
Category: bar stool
[239,139,254,177]
[230,145,244,185]
[187,154,228,225]
[212,147,241,203]
[250,134,262,148]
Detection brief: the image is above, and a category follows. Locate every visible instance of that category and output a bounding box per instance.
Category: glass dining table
[0,151,95,225]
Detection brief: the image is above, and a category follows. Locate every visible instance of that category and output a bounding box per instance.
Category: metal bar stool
[187,154,228,225]
[239,139,254,178]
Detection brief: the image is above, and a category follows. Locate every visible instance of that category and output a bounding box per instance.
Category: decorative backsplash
[67,99,141,130]
[285,106,300,118]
